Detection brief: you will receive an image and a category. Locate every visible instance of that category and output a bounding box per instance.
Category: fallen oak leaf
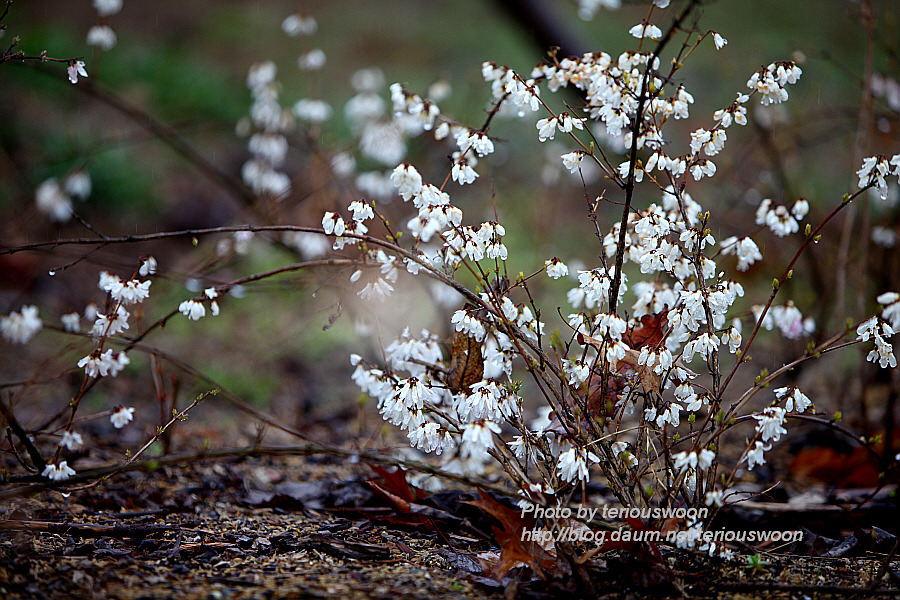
[464,490,556,580]
[368,464,427,502]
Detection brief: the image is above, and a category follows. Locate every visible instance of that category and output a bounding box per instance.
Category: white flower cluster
[857,154,900,200]
[179,288,221,321]
[856,292,900,368]
[746,61,803,106]
[1,305,43,344]
[308,8,900,553]
[34,171,92,223]
[241,61,294,199]
[755,198,809,237]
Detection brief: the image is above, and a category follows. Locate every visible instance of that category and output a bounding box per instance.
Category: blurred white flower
[35,179,72,222]
[1,305,42,344]
[87,25,117,50]
[110,405,135,429]
[59,431,83,451]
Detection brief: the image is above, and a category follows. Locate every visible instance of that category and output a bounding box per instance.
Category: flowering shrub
[309,0,900,557]
[1,0,898,568]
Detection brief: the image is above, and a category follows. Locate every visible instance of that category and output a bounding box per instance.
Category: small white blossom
[720,236,763,271]
[754,407,787,442]
[110,279,152,305]
[561,150,584,173]
[297,48,326,71]
[110,405,135,429]
[92,305,130,338]
[712,32,727,50]
[705,490,725,506]
[878,292,900,330]
[451,159,478,185]
[629,22,662,40]
[139,256,158,276]
[557,447,600,483]
[61,312,81,333]
[857,155,893,200]
[179,300,206,321]
[43,461,76,481]
[775,386,812,413]
[545,258,569,279]
[59,431,83,450]
[744,441,771,470]
[87,25,117,50]
[93,0,122,16]
[348,200,374,222]
[461,420,501,456]
[35,179,72,222]
[67,61,88,84]
[282,14,317,37]
[408,423,454,455]
[292,98,332,122]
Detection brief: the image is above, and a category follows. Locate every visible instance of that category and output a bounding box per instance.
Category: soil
[2,453,898,600]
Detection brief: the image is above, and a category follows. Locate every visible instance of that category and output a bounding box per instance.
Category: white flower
[775,386,812,413]
[91,305,130,338]
[348,200,374,223]
[138,256,158,276]
[358,278,394,301]
[87,25,117,50]
[61,312,81,333]
[545,258,569,279]
[868,333,897,368]
[59,431,83,451]
[110,279,152,305]
[35,179,72,222]
[110,405,135,429]
[93,0,122,16]
[451,310,486,341]
[791,198,810,220]
[78,349,130,378]
[408,423,454,455]
[43,461,76,481]
[67,60,88,85]
[297,48,326,71]
[395,377,435,410]
[64,171,91,199]
[557,447,600,483]
[563,359,591,386]
[561,151,584,173]
[754,407,787,442]
[879,292,900,330]
[673,449,714,473]
[292,98,332,122]
[705,490,725,506]
[744,441,771,470]
[1,305,42,344]
[461,420,501,456]
[281,14,317,37]
[720,236,762,271]
[451,160,478,184]
[390,163,423,201]
[629,22,662,40]
[712,32,727,50]
[179,300,206,320]
[857,155,892,199]
[723,326,742,354]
